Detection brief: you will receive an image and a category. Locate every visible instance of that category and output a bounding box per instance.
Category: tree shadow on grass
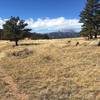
[19,43,42,46]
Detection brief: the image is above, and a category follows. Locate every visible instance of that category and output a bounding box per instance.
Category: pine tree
[80,0,100,39]
[3,16,31,46]
[94,3,100,36]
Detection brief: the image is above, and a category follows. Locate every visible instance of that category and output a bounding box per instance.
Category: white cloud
[0,18,7,29]
[25,17,82,33]
[0,17,82,33]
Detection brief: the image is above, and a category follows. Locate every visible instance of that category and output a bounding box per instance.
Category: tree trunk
[15,40,18,46]
[94,33,97,39]
[94,26,98,39]
[89,33,93,39]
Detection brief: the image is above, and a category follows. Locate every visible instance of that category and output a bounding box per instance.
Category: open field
[0,38,100,100]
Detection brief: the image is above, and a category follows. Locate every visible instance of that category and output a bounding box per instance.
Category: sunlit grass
[0,38,100,100]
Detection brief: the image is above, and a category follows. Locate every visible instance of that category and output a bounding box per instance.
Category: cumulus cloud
[0,18,7,29]
[25,17,82,33]
[0,17,82,33]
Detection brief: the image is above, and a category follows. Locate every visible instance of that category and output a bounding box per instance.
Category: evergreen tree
[3,16,31,46]
[80,0,100,39]
[94,3,100,36]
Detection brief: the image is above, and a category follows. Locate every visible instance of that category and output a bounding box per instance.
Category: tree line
[80,0,100,39]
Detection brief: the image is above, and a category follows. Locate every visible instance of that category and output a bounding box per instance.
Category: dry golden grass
[0,38,100,100]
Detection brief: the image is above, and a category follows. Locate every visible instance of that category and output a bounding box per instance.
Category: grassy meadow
[0,38,100,100]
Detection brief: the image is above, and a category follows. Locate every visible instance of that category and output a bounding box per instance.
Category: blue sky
[0,0,85,33]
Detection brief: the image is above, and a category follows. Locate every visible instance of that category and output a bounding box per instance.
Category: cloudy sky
[0,0,85,33]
